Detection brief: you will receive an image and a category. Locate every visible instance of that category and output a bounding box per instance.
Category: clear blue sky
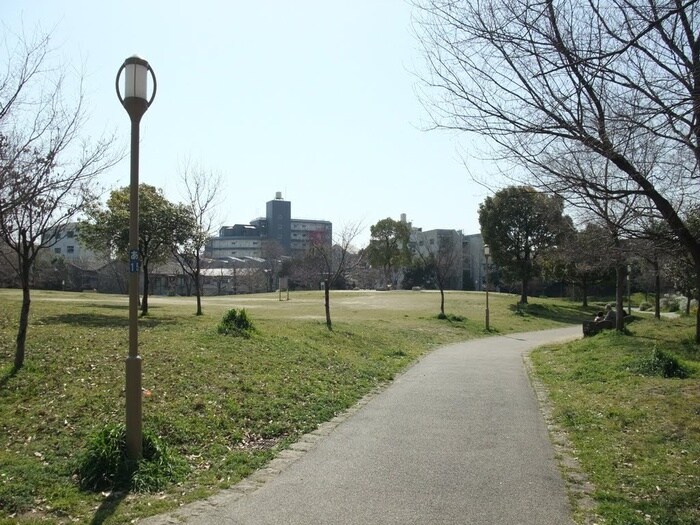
[2,1,498,247]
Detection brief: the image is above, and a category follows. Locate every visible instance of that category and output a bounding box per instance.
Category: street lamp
[116,55,156,460]
[484,244,490,331]
[627,264,632,316]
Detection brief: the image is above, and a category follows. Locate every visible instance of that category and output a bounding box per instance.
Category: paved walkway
[143,326,581,525]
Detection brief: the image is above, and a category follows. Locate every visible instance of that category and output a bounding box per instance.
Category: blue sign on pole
[129,249,139,273]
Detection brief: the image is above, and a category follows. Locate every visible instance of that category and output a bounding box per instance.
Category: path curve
[143,326,581,525]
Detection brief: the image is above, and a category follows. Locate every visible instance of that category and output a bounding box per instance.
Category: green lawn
[531,314,700,525]
[4,289,697,525]
[0,288,583,524]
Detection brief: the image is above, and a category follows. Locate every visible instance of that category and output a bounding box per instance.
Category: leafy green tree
[478,186,572,304]
[81,184,193,315]
[366,218,411,288]
[402,258,435,290]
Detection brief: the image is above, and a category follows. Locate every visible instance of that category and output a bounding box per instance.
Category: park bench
[582,320,613,336]
[582,315,634,336]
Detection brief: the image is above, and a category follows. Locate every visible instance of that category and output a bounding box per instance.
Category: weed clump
[638,347,690,379]
[437,313,465,322]
[76,423,187,492]
[218,308,256,337]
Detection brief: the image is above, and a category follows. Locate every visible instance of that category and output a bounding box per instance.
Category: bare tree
[415,0,700,341]
[554,223,615,307]
[261,240,286,291]
[173,159,222,315]
[309,222,363,330]
[0,28,120,369]
[413,230,462,316]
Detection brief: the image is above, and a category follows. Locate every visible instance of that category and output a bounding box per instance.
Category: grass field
[531,315,700,525]
[0,288,585,524]
[1,288,697,524]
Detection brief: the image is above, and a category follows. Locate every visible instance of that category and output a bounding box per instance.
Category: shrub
[638,301,651,312]
[661,294,680,312]
[436,313,465,322]
[76,423,187,492]
[638,347,690,379]
[218,308,255,337]
[678,297,698,315]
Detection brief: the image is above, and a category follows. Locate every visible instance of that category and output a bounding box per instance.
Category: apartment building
[206,193,332,259]
[401,214,486,291]
[45,222,98,262]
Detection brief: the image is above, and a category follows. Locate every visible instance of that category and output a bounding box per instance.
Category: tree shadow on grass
[84,304,129,311]
[0,366,18,389]
[39,313,178,329]
[89,491,128,525]
[510,302,594,324]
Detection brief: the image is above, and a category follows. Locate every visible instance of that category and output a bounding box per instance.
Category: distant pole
[116,55,157,460]
[484,244,490,331]
[627,264,632,316]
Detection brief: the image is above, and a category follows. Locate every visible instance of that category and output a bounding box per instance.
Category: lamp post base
[125,355,142,459]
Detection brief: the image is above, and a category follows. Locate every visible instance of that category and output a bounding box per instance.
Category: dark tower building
[206,192,331,259]
[266,192,291,251]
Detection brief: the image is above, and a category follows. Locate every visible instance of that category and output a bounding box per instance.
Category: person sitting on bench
[602,304,616,323]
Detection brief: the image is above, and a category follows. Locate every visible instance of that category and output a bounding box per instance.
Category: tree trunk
[693,259,700,343]
[15,282,31,370]
[615,264,625,331]
[520,277,529,304]
[195,269,202,316]
[141,264,150,316]
[581,275,588,307]
[324,279,332,330]
[439,287,445,316]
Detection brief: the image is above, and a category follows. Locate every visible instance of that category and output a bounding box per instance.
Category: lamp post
[484,244,490,331]
[627,264,632,316]
[116,56,156,460]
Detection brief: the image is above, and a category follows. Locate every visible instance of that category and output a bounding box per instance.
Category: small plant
[638,347,689,379]
[436,313,465,322]
[218,308,256,337]
[76,423,187,492]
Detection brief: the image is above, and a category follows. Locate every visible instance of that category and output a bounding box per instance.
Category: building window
[66,230,75,238]
[430,239,435,245]
[67,246,75,254]
[54,247,62,254]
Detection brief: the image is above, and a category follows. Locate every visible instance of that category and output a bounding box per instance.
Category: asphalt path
[143,325,581,525]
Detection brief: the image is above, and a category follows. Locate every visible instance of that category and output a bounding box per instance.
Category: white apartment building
[46,222,98,262]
